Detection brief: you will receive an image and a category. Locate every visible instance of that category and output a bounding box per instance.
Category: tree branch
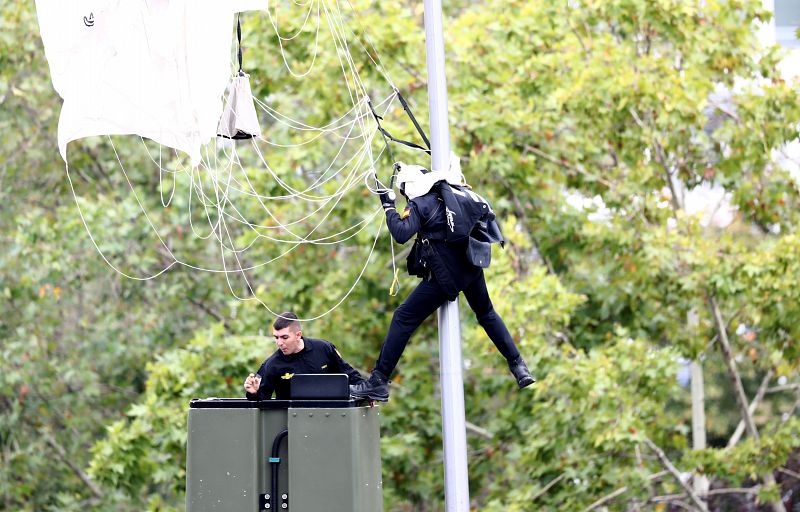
[522,144,612,188]
[42,432,104,500]
[709,296,786,512]
[728,369,774,448]
[532,474,565,502]
[496,173,557,276]
[643,437,709,512]
[582,471,668,511]
[187,295,230,331]
[766,383,800,394]
[708,295,759,440]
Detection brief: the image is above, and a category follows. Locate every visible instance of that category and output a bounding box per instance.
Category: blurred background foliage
[2,0,800,510]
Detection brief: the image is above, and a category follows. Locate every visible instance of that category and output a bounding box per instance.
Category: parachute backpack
[393,162,504,271]
[436,180,504,268]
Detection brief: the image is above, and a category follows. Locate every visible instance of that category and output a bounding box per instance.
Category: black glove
[379,190,396,210]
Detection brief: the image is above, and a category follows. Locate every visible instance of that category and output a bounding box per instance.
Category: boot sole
[518,377,536,389]
[351,390,389,402]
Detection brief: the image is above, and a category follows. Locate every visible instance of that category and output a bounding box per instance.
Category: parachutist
[351,163,535,402]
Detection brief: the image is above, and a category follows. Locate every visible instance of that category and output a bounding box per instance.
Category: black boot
[508,356,535,389]
[350,370,390,402]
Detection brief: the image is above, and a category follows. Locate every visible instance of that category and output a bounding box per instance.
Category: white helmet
[394,159,464,200]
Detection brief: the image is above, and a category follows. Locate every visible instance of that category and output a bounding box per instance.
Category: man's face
[273,326,303,355]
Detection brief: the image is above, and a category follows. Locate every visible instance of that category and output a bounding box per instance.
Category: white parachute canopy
[34,0,264,165]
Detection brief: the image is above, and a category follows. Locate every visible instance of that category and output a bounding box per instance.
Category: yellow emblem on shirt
[321,364,328,369]
[281,372,295,380]
[401,208,411,219]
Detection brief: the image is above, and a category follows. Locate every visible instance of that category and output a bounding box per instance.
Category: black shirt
[245,337,365,400]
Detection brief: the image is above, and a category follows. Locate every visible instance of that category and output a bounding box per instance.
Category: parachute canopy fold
[35,0,265,165]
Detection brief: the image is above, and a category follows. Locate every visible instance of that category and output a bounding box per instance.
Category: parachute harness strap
[367,96,396,182]
[394,88,431,152]
[236,14,244,75]
[367,94,431,159]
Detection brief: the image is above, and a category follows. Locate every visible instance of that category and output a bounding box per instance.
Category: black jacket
[386,190,479,299]
[246,337,364,400]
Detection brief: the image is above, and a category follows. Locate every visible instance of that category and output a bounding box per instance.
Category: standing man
[244,312,365,400]
[350,164,535,402]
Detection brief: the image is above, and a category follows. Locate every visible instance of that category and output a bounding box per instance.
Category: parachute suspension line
[324,0,370,114]
[64,159,178,281]
[210,138,389,320]
[194,152,250,255]
[265,0,323,78]
[204,144,383,246]
[245,137,371,243]
[147,122,383,250]
[218,207,387,322]
[143,109,380,234]
[320,21,405,302]
[241,140,375,232]
[368,97,396,172]
[109,137,300,274]
[321,0,379,194]
[251,92,393,137]
[321,5,405,299]
[330,0,433,188]
[116,138,308,274]
[339,0,396,89]
[247,110,369,201]
[268,0,319,42]
[157,142,177,208]
[222,143,367,208]
[106,136,188,267]
[186,136,381,257]
[330,0,431,171]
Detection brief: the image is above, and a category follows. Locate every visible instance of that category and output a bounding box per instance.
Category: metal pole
[423,1,470,510]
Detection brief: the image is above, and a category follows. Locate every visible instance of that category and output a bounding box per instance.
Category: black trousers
[374,269,520,377]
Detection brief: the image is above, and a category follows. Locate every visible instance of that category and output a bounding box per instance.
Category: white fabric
[395,161,464,200]
[217,73,261,139]
[35,0,265,165]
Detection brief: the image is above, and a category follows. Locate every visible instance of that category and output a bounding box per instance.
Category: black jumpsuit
[246,337,364,400]
[374,191,521,378]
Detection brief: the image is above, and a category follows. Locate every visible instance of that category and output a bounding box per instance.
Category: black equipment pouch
[466,237,492,268]
[406,238,427,277]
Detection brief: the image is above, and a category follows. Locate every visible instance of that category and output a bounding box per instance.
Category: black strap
[394,88,431,151]
[237,14,244,75]
[366,98,395,189]
[367,98,431,156]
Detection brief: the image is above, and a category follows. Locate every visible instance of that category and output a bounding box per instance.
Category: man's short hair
[273,312,301,332]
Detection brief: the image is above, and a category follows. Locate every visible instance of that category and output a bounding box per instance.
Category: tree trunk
[708,295,785,512]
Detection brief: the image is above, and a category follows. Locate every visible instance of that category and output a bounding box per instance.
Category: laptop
[289,374,350,400]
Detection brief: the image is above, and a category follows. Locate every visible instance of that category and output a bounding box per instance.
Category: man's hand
[243,373,262,394]
[379,190,396,211]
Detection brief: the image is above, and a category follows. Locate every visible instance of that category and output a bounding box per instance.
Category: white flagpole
[423,0,470,509]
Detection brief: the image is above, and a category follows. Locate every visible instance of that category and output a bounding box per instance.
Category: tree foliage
[2,0,800,510]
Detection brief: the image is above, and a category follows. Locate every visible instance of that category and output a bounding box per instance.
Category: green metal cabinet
[186,398,382,512]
